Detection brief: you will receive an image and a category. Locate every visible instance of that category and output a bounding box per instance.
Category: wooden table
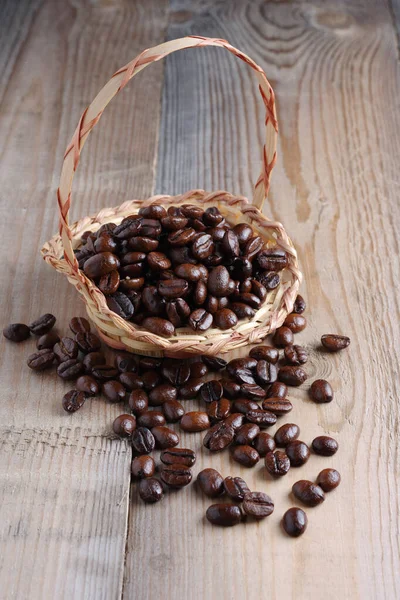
[1,1,399,598]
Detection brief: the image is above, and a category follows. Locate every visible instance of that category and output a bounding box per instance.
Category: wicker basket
[41,36,301,357]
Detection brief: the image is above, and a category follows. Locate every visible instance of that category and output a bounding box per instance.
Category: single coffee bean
[286,440,310,466]
[203,206,224,225]
[249,345,279,364]
[223,476,250,502]
[283,313,307,333]
[220,229,239,257]
[53,337,79,362]
[179,378,204,399]
[221,380,241,399]
[243,236,263,259]
[113,414,136,437]
[310,379,334,403]
[119,372,143,390]
[292,294,306,314]
[83,252,120,279]
[160,463,192,487]
[316,468,341,492]
[284,344,308,365]
[36,330,60,350]
[180,411,210,432]
[203,421,235,452]
[129,236,159,252]
[113,216,142,239]
[292,480,325,507]
[193,280,208,306]
[235,423,260,445]
[160,448,196,467]
[131,427,155,454]
[189,361,208,379]
[188,309,213,331]
[199,380,223,403]
[266,382,288,399]
[27,348,55,371]
[321,334,350,352]
[75,332,101,353]
[257,247,288,271]
[128,389,149,415]
[246,409,277,428]
[253,432,276,457]
[83,351,106,373]
[158,278,189,299]
[142,317,175,337]
[141,286,164,315]
[231,444,260,467]
[131,455,156,478]
[206,504,242,527]
[152,425,179,449]
[312,435,338,456]
[138,356,161,371]
[142,370,162,391]
[282,507,308,537]
[29,313,56,335]
[147,252,171,271]
[272,326,294,347]
[224,413,245,430]
[180,204,204,219]
[197,468,224,497]
[162,361,191,386]
[3,323,30,342]
[62,390,86,413]
[166,298,191,327]
[57,359,83,380]
[106,292,134,320]
[240,383,265,400]
[231,399,259,414]
[278,366,308,386]
[207,398,231,423]
[258,271,280,291]
[76,375,99,396]
[261,397,293,416]
[138,203,167,219]
[148,383,177,406]
[243,491,274,518]
[168,227,196,247]
[265,450,291,477]
[162,400,185,423]
[274,423,300,447]
[227,357,257,377]
[213,308,238,330]
[98,270,120,295]
[231,292,261,310]
[207,266,230,297]
[229,302,255,319]
[115,352,137,373]
[233,223,253,246]
[202,356,227,371]
[228,368,256,386]
[191,233,214,260]
[102,380,126,402]
[174,263,204,282]
[255,360,278,385]
[137,411,166,429]
[138,477,163,503]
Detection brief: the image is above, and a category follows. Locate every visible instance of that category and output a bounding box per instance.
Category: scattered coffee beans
[253,432,276,457]
[206,504,242,527]
[113,414,136,437]
[62,390,86,413]
[138,477,163,503]
[160,463,192,487]
[223,476,250,501]
[29,313,56,335]
[3,323,30,342]
[197,468,224,497]
[76,375,99,396]
[243,491,274,518]
[274,423,300,447]
[27,349,55,371]
[131,455,155,479]
[160,448,196,467]
[292,480,325,507]
[321,334,350,352]
[278,366,307,386]
[312,435,338,456]
[152,425,179,449]
[316,468,341,492]
[131,427,155,454]
[180,411,210,432]
[231,444,260,468]
[282,507,308,537]
[285,440,310,467]
[265,450,290,477]
[310,379,333,403]
[37,330,60,350]
[273,326,293,347]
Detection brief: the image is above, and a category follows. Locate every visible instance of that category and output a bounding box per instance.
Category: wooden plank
[0,0,168,597]
[123,1,400,599]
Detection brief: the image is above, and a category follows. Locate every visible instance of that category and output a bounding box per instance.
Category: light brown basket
[41,36,301,357]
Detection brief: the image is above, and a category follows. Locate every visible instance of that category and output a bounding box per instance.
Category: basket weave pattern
[41,36,302,357]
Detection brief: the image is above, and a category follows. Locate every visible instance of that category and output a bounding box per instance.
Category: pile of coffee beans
[3,294,349,537]
[75,204,290,335]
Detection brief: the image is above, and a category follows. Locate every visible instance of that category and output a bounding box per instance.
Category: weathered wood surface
[1,0,399,599]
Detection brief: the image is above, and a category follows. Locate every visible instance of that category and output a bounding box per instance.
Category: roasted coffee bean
[199,380,223,403]
[94,231,118,253]
[292,294,306,314]
[221,379,241,399]
[27,348,55,371]
[36,330,60,350]
[106,292,134,319]
[162,400,185,423]
[230,257,252,281]
[189,361,208,379]
[138,477,163,503]
[128,389,149,415]
[243,491,274,518]
[207,266,230,297]
[223,413,244,431]
[278,366,308,386]
[142,317,175,337]
[203,206,224,225]
[161,448,196,468]
[286,440,310,467]
[238,278,252,293]
[179,378,204,399]
[258,271,280,291]
[180,204,204,219]
[221,230,239,257]
[203,420,235,452]
[75,332,101,353]
[131,427,155,454]
[232,444,260,467]
[206,504,242,527]
[205,295,218,314]
[83,351,106,373]
[246,409,277,428]
[233,223,253,246]
[98,270,120,295]
[261,397,293,416]
[62,390,86,413]
[223,476,250,502]
[191,233,214,260]
[53,337,78,362]
[161,215,189,231]
[29,313,56,335]
[139,204,167,219]
[148,383,177,406]
[76,375,99,396]
[273,326,294,347]
[92,364,119,381]
[158,278,189,299]
[83,252,120,279]
[114,216,142,239]
[115,353,137,373]
[229,302,255,319]
[119,372,143,390]
[206,396,232,423]
[283,313,307,333]
[113,414,136,437]
[166,298,191,327]
[264,450,290,477]
[231,399,259,414]
[193,280,207,306]
[160,463,192,487]
[138,356,161,371]
[266,382,288,399]
[253,432,276,457]
[141,286,164,315]
[169,246,197,265]
[119,275,144,291]
[284,344,308,366]
[251,280,267,303]
[131,455,156,479]
[137,411,166,429]
[188,308,213,331]
[102,380,126,402]
[316,468,341,492]
[174,263,205,282]
[240,383,266,399]
[321,334,350,352]
[282,507,308,537]
[57,359,83,380]
[231,292,261,309]
[202,356,227,371]
[3,323,30,342]
[168,227,196,247]
[310,379,334,403]
[255,360,278,385]
[257,247,288,271]
[147,251,171,272]
[162,361,191,386]
[235,423,260,445]
[129,236,159,252]
[213,308,238,330]
[292,480,325,507]
[180,411,210,432]
[312,435,338,456]
[249,345,279,364]
[152,425,179,449]
[197,468,224,497]
[227,358,257,385]
[142,370,162,391]
[274,423,300,447]
[243,236,263,259]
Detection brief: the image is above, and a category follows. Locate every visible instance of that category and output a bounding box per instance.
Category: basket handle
[58,36,278,271]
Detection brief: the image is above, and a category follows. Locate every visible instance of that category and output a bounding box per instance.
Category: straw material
[41,36,302,357]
